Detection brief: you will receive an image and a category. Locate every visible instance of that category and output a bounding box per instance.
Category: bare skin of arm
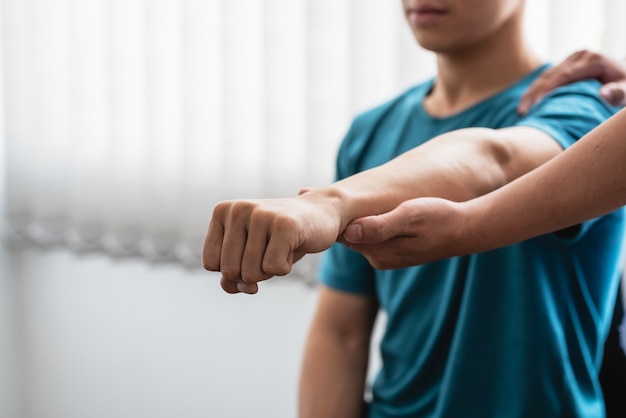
[202,125,561,293]
[342,108,626,268]
[299,287,378,418]
[518,50,626,114]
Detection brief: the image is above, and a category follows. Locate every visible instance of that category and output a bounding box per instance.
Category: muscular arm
[203,125,561,292]
[320,125,561,231]
[464,108,626,250]
[343,109,626,268]
[299,287,378,418]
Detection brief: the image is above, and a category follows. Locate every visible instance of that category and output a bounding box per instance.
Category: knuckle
[370,221,386,241]
[263,259,290,276]
[222,286,239,294]
[579,49,595,59]
[579,50,604,70]
[220,268,241,281]
[249,206,293,232]
[212,200,233,218]
[240,270,259,282]
[575,49,594,63]
[578,49,591,57]
[249,206,272,224]
[267,211,296,231]
[229,200,254,219]
[202,258,219,271]
[587,52,603,66]
[220,278,240,294]
[273,214,293,228]
[241,267,272,283]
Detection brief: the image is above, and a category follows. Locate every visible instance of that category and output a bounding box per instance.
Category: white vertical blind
[264,0,306,199]
[103,0,147,257]
[605,0,626,58]
[66,0,107,252]
[1,0,623,270]
[547,0,604,61]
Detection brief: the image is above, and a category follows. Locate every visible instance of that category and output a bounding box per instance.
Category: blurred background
[1,0,625,417]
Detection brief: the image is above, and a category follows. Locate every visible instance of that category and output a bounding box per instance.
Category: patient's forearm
[309,127,560,233]
[464,109,626,252]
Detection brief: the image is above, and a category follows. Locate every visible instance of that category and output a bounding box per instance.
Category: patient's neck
[423,19,542,117]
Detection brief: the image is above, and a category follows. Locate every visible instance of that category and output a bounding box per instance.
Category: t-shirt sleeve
[317,117,378,295]
[515,79,618,150]
[318,242,378,295]
[515,79,621,240]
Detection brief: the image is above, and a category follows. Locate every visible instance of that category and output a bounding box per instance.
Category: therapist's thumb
[344,214,401,244]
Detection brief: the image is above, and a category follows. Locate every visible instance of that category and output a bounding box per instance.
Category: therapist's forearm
[463,108,626,252]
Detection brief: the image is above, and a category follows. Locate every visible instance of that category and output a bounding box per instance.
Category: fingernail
[236,282,251,293]
[344,224,363,242]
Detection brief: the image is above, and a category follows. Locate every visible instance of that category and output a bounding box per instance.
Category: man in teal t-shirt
[301,1,625,417]
[318,69,625,417]
[202,1,626,417]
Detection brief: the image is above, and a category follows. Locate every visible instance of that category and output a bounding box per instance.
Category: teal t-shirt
[318,65,626,418]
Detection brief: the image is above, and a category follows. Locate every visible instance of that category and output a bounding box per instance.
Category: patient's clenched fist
[202,195,342,294]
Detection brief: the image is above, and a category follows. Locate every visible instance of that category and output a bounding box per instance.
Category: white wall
[0,246,318,418]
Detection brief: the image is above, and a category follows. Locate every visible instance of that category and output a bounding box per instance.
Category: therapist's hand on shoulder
[518,49,626,114]
[340,197,473,269]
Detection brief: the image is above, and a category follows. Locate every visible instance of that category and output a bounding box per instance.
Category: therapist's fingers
[519,54,602,114]
[517,50,620,114]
